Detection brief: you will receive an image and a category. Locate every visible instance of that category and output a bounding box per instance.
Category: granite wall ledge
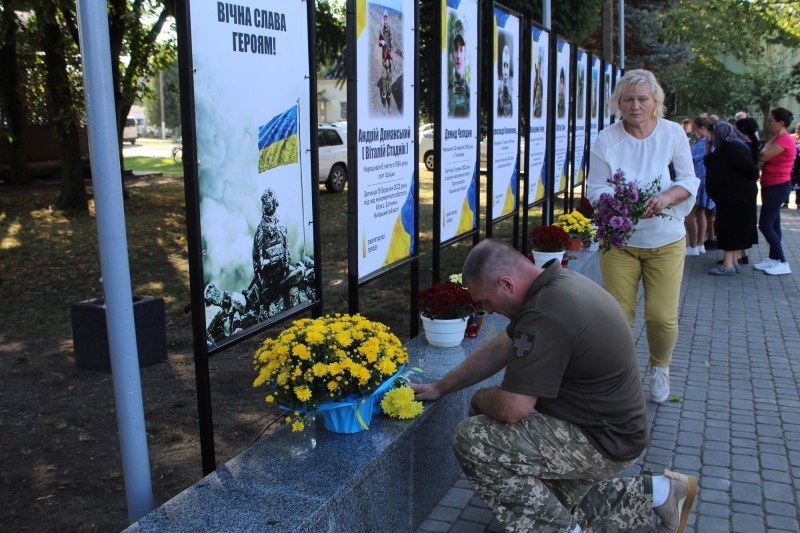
[124,251,602,533]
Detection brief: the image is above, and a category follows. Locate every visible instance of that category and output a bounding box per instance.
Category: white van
[123,117,138,144]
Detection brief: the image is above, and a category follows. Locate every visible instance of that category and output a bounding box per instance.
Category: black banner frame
[599,59,612,133]
[432,0,482,284]
[583,52,601,199]
[176,0,324,475]
[568,45,589,212]
[520,19,551,255]
[346,0,420,339]
[485,1,522,249]
[552,34,572,207]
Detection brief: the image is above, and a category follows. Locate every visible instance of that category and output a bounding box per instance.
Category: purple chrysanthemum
[621,218,633,231]
[596,226,606,239]
[609,234,625,247]
[627,189,639,202]
[610,216,624,229]
[614,184,626,195]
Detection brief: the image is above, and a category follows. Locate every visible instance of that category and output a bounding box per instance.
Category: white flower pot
[531,250,564,266]
[420,315,468,348]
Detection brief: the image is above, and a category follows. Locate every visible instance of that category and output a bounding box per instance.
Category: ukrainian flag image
[383,173,416,266]
[258,106,299,173]
[456,166,477,235]
[501,161,518,215]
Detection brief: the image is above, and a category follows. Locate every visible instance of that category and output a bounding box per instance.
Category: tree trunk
[38,1,87,211]
[0,6,30,186]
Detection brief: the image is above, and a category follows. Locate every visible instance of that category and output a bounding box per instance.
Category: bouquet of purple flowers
[592,169,666,253]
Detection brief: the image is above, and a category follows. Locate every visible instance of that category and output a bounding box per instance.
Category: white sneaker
[765,262,792,276]
[685,246,699,256]
[650,366,670,403]
[754,258,780,271]
[698,245,706,254]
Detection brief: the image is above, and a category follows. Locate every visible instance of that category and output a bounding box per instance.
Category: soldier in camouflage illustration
[252,188,291,300]
[378,10,394,114]
[448,19,470,118]
[411,239,697,533]
[557,67,566,119]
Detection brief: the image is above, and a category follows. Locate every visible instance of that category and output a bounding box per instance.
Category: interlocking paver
[420,209,800,532]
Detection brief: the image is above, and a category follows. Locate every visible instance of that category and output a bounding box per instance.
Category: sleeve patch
[512,326,542,359]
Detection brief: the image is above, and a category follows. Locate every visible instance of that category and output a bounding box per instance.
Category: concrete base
[71,295,167,372]
[123,252,602,532]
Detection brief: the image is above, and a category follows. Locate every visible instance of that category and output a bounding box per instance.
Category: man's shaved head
[462,239,531,290]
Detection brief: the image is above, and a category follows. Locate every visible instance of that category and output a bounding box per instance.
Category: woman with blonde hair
[588,69,699,404]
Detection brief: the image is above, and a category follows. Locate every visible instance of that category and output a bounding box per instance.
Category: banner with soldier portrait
[527,23,549,206]
[589,55,600,157]
[438,0,479,242]
[571,48,587,187]
[603,62,613,129]
[553,37,570,194]
[355,0,416,279]
[490,5,520,220]
[186,1,318,347]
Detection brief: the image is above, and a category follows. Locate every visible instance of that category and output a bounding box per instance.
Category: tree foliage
[664,0,800,116]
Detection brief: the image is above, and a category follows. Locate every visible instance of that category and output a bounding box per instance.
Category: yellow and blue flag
[258,106,298,173]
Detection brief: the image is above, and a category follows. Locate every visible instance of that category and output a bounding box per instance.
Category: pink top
[760,133,797,186]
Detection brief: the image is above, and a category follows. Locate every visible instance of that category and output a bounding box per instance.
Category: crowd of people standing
[682,109,798,276]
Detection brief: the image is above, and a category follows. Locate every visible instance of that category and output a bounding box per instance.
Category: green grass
[0,160,548,344]
[124,156,184,175]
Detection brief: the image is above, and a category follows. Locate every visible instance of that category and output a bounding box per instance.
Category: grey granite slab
[125,251,602,533]
[125,315,509,533]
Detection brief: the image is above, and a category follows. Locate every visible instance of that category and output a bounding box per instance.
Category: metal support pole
[543,0,551,30]
[75,0,154,524]
[159,71,166,139]
[619,0,625,69]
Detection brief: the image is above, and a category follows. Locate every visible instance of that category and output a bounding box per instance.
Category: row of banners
[181,0,622,348]
[439,1,622,246]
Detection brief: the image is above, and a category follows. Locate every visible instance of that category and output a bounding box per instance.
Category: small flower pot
[320,397,374,434]
[465,312,485,338]
[420,314,468,347]
[567,238,583,251]
[531,250,565,267]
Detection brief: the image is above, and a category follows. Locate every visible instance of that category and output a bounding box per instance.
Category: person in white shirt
[587,69,699,404]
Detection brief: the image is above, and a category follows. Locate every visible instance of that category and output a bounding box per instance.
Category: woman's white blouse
[587,119,700,249]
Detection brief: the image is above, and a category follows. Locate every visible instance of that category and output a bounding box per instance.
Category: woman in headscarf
[704,121,760,275]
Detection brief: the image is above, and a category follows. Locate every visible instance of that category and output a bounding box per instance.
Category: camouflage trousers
[453,412,653,533]
[382,61,392,103]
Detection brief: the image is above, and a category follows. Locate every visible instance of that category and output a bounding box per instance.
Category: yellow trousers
[598,238,685,368]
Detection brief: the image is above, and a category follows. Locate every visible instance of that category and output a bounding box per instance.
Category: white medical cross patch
[512,326,542,358]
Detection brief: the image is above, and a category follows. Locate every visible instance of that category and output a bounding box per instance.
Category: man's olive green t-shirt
[504,260,649,461]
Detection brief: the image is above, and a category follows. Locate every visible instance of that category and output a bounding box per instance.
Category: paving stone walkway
[417,207,800,533]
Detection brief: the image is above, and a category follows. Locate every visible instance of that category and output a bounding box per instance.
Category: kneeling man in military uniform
[411,239,697,533]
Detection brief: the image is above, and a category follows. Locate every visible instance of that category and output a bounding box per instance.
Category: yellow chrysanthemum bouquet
[253,314,422,433]
[554,210,597,244]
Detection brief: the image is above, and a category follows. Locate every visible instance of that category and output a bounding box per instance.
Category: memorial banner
[553,37,570,194]
[589,55,600,155]
[188,1,317,346]
[603,61,613,129]
[491,5,520,220]
[355,0,416,279]
[572,48,587,187]
[438,0,478,242]
[527,23,549,205]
